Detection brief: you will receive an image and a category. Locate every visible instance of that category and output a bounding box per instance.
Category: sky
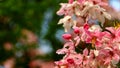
[110,0,120,11]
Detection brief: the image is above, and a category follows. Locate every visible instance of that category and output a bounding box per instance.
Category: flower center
[91,37,97,47]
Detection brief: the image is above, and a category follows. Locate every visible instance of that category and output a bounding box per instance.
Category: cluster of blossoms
[55,0,120,68]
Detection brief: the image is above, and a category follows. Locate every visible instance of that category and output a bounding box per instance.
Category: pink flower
[56,3,68,16]
[80,1,111,25]
[56,41,75,55]
[112,54,120,65]
[56,0,120,68]
[106,27,120,42]
[83,24,104,47]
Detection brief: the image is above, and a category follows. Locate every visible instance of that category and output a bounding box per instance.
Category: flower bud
[62,34,72,40]
[67,58,74,64]
[73,27,80,34]
[84,23,89,30]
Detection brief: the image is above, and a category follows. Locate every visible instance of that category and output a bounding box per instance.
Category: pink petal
[69,0,74,4]
[77,0,84,3]
[83,48,88,56]
[56,48,68,54]
[112,54,120,64]
[74,36,80,46]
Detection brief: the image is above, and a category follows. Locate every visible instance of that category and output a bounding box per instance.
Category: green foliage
[0,0,68,67]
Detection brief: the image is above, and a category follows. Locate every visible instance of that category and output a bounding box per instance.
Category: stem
[99,22,115,37]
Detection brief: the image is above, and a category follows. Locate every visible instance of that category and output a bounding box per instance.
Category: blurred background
[0,0,120,68]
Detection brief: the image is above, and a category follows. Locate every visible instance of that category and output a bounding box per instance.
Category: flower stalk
[55,0,120,68]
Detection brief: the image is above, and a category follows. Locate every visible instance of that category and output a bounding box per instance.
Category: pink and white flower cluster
[55,0,120,68]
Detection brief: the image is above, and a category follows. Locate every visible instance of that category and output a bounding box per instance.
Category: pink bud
[62,34,72,40]
[67,58,74,64]
[68,0,74,4]
[83,23,89,30]
[73,27,80,34]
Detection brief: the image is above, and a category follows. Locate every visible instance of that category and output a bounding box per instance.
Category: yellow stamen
[91,37,96,48]
[113,21,120,29]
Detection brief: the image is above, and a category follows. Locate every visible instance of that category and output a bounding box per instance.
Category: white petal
[58,16,71,24]
[107,65,111,68]
[72,20,77,27]
[58,19,64,24]
[103,12,111,20]
[88,25,102,32]
[81,5,92,16]
[63,16,71,21]
[97,13,105,26]
[94,50,99,56]
[63,22,71,32]
[89,8,97,19]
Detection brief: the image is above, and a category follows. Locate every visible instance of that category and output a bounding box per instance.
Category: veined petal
[94,50,99,56]
[63,22,71,32]
[75,6,82,16]
[58,19,64,24]
[56,48,68,54]
[97,13,105,26]
[81,2,93,16]
[89,8,97,19]
[57,3,68,15]
[63,16,71,22]
[58,16,71,24]
[112,54,120,65]
[83,48,88,56]
[103,12,111,20]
